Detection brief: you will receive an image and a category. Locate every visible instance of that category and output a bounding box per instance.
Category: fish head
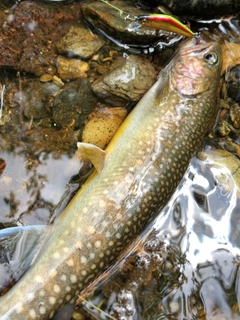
[172,36,222,96]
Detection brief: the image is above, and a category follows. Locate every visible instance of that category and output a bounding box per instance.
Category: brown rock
[57,56,89,80]
[0,1,82,75]
[82,107,127,149]
[57,26,105,59]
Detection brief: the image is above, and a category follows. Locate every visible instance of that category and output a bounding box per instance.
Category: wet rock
[92,54,157,106]
[146,0,240,17]
[221,140,240,159]
[109,290,135,319]
[22,79,60,119]
[52,76,64,88]
[57,56,89,80]
[0,1,82,75]
[225,66,240,102]
[81,0,180,47]
[218,120,232,136]
[39,74,53,83]
[198,148,240,190]
[56,26,105,59]
[52,78,97,129]
[82,107,127,149]
[230,103,240,129]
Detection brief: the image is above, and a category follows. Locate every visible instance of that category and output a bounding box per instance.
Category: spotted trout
[0,37,222,319]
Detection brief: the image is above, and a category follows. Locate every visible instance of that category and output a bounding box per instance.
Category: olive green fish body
[0,38,222,319]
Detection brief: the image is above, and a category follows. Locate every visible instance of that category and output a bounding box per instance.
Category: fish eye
[204,52,218,65]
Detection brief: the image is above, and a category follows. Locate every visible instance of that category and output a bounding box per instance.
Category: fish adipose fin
[77,142,106,173]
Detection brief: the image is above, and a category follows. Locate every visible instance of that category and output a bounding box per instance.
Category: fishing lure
[137,14,195,37]
[101,0,195,37]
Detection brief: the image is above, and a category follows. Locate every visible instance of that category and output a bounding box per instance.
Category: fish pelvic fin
[77,142,106,173]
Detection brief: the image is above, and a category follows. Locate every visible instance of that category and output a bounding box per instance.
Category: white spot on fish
[60,275,67,282]
[81,256,87,264]
[84,273,95,283]
[87,226,96,234]
[90,252,95,259]
[67,258,74,267]
[39,306,46,315]
[27,292,35,302]
[66,295,72,301]
[101,221,108,228]
[117,192,125,200]
[66,286,71,292]
[53,284,60,293]
[39,289,45,297]
[81,270,87,276]
[75,241,82,249]
[87,242,92,249]
[105,231,111,238]
[29,309,36,319]
[99,200,106,208]
[70,274,77,283]
[49,297,56,305]
[16,303,24,314]
[35,275,43,283]
[93,211,100,217]
[95,240,101,248]
[53,251,60,259]
[50,269,57,278]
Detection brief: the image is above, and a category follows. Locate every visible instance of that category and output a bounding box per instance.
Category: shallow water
[76,145,240,319]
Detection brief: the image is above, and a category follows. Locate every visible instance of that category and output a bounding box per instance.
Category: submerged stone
[81,0,181,47]
[52,78,97,129]
[92,54,157,105]
[56,26,105,59]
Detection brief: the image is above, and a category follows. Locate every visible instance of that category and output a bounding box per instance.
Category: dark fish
[0,36,222,319]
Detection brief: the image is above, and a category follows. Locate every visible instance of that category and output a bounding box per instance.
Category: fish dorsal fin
[77,142,106,173]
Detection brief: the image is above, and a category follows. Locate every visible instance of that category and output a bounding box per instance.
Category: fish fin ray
[77,142,105,173]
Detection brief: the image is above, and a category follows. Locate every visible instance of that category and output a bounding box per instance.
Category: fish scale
[0,37,222,319]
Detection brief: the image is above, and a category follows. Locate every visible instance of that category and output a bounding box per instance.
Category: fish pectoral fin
[0,225,49,290]
[77,142,106,173]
